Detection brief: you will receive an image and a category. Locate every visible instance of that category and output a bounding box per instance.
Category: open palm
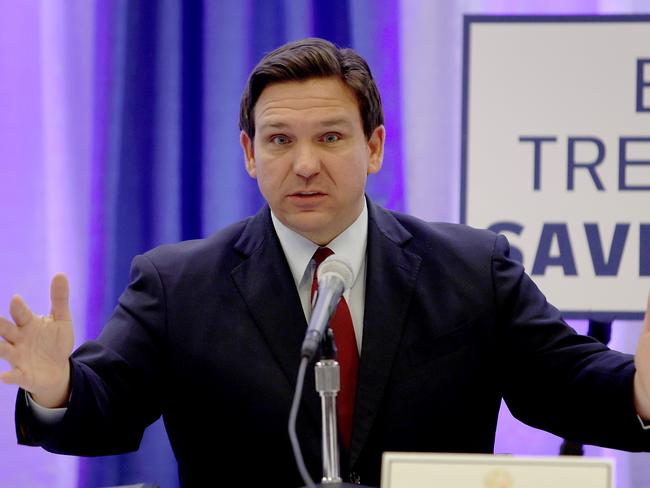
[0,274,74,407]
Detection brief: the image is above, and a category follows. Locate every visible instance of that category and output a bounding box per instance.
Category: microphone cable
[289,355,317,488]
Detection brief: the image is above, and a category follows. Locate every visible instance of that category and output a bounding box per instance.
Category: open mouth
[291,191,324,197]
[288,192,327,206]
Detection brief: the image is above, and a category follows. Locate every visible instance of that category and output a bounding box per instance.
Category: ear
[367,125,385,175]
[240,130,257,178]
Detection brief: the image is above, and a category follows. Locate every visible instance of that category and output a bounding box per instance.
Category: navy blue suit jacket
[16,199,650,486]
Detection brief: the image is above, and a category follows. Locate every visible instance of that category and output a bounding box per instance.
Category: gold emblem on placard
[484,469,513,488]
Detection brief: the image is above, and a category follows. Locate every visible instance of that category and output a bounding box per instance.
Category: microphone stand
[316,329,342,483]
[308,331,373,487]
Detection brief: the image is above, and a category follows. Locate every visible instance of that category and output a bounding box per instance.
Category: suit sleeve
[493,234,650,450]
[16,254,168,456]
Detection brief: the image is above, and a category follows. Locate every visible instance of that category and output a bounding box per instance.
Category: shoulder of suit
[377,206,499,250]
[139,216,254,269]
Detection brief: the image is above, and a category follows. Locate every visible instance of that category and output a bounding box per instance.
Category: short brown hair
[239,38,383,140]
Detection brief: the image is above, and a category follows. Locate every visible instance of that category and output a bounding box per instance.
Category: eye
[321,133,341,143]
[270,135,290,145]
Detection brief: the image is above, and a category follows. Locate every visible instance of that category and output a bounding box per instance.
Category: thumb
[50,273,71,322]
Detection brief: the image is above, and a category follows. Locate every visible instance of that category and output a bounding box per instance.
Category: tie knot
[311,247,334,300]
[312,246,334,268]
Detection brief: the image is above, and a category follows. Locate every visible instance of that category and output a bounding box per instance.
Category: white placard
[381,452,613,488]
[462,15,650,319]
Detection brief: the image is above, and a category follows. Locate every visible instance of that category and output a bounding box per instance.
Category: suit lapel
[350,200,422,466]
[230,206,322,430]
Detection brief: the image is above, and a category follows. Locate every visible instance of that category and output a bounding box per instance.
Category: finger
[0,317,19,344]
[50,273,71,322]
[9,295,34,327]
[0,341,18,364]
[644,290,650,333]
[0,368,25,386]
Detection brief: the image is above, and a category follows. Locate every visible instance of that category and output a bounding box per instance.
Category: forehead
[254,77,361,128]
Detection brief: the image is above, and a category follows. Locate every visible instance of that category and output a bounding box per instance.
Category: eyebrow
[258,121,291,131]
[317,118,353,128]
[258,118,353,132]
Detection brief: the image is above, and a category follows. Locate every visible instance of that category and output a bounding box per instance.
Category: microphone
[300,255,355,360]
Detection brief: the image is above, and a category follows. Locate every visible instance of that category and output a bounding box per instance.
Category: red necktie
[311,247,359,450]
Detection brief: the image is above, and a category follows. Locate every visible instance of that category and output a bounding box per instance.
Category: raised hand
[634,291,650,420]
[0,273,74,407]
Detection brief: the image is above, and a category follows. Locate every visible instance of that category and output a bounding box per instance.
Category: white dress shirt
[270,201,368,353]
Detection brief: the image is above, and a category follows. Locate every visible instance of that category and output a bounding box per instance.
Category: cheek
[338,156,370,185]
[254,161,287,196]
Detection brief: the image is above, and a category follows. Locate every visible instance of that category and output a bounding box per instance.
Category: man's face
[240,77,385,245]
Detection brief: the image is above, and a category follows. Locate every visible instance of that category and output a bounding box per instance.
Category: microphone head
[317,255,355,291]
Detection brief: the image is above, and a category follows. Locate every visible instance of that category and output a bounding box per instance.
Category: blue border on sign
[460,14,650,321]
[562,311,644,321]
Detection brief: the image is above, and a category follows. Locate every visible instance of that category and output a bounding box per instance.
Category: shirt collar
[271,200,368,290]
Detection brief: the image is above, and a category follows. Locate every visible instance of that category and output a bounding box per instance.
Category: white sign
[381,452,613,488]
[462,15,650,319]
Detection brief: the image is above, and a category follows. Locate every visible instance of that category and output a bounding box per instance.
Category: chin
[287,219,332,242]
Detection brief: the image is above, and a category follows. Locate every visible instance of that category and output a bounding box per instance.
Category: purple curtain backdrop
[1,0,649,487]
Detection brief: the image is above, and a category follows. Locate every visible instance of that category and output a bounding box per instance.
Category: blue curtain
[81,1,401,486]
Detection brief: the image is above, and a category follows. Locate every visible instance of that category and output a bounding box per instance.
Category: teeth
[299,192,317,195]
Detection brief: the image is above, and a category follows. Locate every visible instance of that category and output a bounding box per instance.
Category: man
[1,38,650,487]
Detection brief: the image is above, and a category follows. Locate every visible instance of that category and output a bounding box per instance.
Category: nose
[293,143,321,179]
